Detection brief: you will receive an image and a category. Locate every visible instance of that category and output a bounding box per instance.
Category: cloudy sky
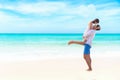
[0,0,120,33]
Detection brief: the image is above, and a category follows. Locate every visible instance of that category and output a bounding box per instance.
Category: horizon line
[0,33,120,34]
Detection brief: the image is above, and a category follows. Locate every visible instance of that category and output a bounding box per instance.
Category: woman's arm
[83,21,93,38]
[88,21,93,30]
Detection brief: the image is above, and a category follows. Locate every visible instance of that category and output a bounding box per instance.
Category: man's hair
[96,25,101,31]
[92,18,99,23]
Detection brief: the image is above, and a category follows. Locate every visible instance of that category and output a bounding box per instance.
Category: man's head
[92,18,99,24]
[93,25,101,31]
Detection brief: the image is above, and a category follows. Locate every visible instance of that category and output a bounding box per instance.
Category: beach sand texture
[0,57,120,80]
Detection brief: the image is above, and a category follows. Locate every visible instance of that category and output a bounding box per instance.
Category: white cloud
[96,2,120,9]
[0,1,120,33]
[97,8,120,17]
[74,4,96,17]
[0,2,97,17]
[0,2,67,16]
[0,1,119,17]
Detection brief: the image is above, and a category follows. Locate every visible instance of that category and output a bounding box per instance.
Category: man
[68,18,100,71]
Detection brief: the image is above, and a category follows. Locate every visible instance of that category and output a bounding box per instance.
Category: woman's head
[93,25,101,31]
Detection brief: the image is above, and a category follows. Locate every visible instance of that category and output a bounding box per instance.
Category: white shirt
[83,29,96,46]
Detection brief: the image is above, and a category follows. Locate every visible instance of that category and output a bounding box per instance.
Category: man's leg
[84,54,92,71]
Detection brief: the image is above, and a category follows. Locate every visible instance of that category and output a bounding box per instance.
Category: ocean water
[0,33,120,61]
[0,33,120,46]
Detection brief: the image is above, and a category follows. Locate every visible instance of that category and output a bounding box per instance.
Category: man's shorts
[84,44,91,55]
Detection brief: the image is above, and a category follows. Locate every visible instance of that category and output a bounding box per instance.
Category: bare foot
[86,68,92,71]
[68,41,74,45]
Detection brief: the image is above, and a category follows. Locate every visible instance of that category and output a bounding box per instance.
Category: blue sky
[0,0,120,33]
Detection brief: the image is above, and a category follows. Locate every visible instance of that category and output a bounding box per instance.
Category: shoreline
[0,52,120,62]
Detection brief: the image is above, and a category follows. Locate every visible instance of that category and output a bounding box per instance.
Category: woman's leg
[68,40,85,45]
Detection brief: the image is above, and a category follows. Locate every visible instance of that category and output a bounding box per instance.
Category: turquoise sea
[0,33,120,61]
[0,33,120,46]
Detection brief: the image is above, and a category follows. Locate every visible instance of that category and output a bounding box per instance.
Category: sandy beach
[0,56,120,80]
[0,33,119,80]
